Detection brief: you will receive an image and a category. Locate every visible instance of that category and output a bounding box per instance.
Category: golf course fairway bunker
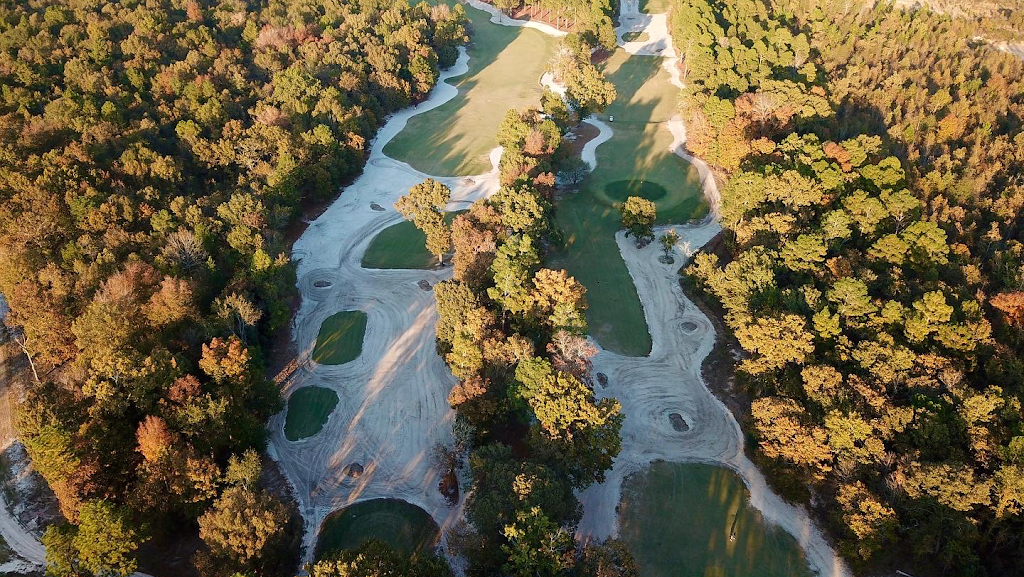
[316,498,441,558]
[619,462,813,577]
[312,310,367,365]
[284,386,339,441]
[384,2,559,175]
[551,50,705,357]
[362,211,465,269]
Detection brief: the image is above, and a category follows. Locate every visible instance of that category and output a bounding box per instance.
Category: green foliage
[620,196,657,241]
[306,539,451,577]
[42,500,144,577]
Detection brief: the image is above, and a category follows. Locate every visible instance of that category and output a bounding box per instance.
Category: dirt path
[573,5,853,577]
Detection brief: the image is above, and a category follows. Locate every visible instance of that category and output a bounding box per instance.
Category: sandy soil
[573,5,853,577]
[267,47,506,565]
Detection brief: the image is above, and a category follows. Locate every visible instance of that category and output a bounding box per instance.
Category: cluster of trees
[394,37,632,575]
[489,0,618,50]
[673,0,1024,574]
[0,0,468,575]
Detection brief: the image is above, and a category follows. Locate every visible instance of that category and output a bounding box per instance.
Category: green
[316,499,440,558]
[312,311,368,365]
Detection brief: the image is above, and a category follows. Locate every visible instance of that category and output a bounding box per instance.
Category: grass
[312,311,367,365]
[622,31,651,42]
[316,498,440,558]
[550,50,705,356]
[638,0,672,13]
[383,3,560,176]
[619,462,814,577]
[284,386,339,441]
[362,211,465,269]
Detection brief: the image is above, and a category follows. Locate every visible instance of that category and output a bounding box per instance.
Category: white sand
[573,4,853,577]
[466,0,567,37]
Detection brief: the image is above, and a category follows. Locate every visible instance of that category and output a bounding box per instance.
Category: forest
[676,0,1024,574]
[0,0,467,574]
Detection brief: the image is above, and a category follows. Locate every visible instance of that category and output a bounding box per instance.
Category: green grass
[622,31,651,42]
[639,0,672,13]
[383,3,560,176]
[312,311,367,365]
[551,51,705,356]
[316,499,440,558]
[362,211,465,269]
[284,386,339,441]
[619,462,814,577]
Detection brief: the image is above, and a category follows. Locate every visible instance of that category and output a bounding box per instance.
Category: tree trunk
[14,335,40,385]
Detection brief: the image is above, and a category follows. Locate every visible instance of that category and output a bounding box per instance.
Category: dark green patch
[312,310,367,365]
[619,462,813,577]
[284,386,339,441]
[605,179,669,202]
[362,211,465,270]
[316,498,440,558]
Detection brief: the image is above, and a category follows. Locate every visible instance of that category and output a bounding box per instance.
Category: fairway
[551,51,705,356]
[619,462,813,577]
[312,311,367,365]
[284,386,339,441]
[384,3,559,175]
[316,499,440,558]
[362,211,464,269]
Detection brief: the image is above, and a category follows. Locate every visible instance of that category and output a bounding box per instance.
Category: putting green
[362,211,465,269]
[312,311,367,365]
[384,3,559,175]
[284,386,339,441]
[619,462,813,577]
[316,498,440,558]
[551,50,705,357]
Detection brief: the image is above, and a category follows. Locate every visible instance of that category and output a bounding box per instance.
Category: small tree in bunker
[620,196,656,244]
[396,179,453,264]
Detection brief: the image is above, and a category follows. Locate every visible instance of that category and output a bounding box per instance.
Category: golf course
[384,2,559,175]
[316,499,441,558]
[551,49,706,356]
[618,462,813,577]
[284,386,339,441]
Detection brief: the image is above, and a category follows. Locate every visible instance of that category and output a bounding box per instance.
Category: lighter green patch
[316,499,440,558]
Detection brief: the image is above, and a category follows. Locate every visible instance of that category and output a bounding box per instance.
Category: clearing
[311,311,367,366]
[284,387,339,441]
[619,462,813,577]
[551,50,705,356]
[383,3,559,176]
[315,498,440,558]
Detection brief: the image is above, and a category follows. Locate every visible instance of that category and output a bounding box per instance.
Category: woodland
[677,0,1024,575]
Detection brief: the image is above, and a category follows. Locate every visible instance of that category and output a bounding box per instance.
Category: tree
[577,539,639,577]
[659,230,679,257]
[620,196,656,242]
[196,486,299,576]
[306,539,452,577]
[396,179,453,264]
[41,500,144,577]
[501,507,574,577]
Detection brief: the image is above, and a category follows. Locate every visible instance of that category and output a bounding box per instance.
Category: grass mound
[312,311,367,365]
[618,462,813,577]
[316,499,440,558]
[384,3,559,176]
[284,386,339,441]
[362,211,464,270]
[622,31,650,42]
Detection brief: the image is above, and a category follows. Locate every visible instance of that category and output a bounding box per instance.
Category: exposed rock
[370,203,385,212]
[418,280,432,291]
[596,372,609,388]
[345,463,364,478]
[668,413,689,432]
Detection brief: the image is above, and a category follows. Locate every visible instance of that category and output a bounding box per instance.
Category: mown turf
[383,3,559,176]
[284,386,339,441]
[316,499,440,558]
[361,211,465,269]
[551,51,705,357]
[312,311,367,365]
[619,462,814,577]
[639,0,672,13]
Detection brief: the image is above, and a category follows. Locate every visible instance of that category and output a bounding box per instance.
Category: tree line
[0,0,468,575]
[672,0,1024,574]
